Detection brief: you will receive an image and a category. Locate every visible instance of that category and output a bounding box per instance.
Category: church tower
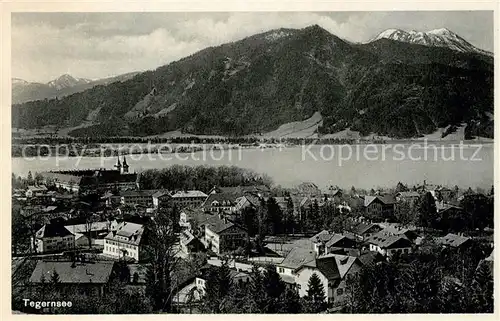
[122,156,129,174]
[114,156,122,172]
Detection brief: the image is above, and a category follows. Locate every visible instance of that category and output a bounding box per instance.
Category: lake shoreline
[11,140,494,158]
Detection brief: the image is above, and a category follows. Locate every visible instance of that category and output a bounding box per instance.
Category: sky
[12,11,494,83]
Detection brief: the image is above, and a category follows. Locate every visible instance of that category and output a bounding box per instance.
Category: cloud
[12,12,493,82]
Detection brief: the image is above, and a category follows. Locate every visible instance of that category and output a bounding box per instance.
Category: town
[11,157,494,314]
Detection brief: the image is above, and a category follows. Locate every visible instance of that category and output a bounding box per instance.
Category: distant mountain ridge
[12,72,140,104]
[370,28,492,56]
[12,25,494,139]
[46,74,92,90]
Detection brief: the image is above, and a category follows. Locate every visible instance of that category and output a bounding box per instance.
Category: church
[42,156,138,194]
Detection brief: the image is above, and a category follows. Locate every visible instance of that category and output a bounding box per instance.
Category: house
[436,233,472,249]
[327,188,343,203]
[195,267,250,297]
[296,182,322,197]
[103,222,145,262]
[204,215,247,255]
[201,193,237,213]
[395,191,421,204]
[208,185,271,198]
[437,204,463,222]
[180,230,205,255]
[64,220,119,248]
[276,247,317,285]
[32,224,75,253]
[234,194,262,213]
[325,234,358,255]
[435,186,455,202]
[179,208,213,234]
[25,185,48,198]
[29,260,115,297]
[309,231,358,256]
[171,190,208,209]
[295,254,362,306]
[273,196,294,214]
[348,222,383,241]
[152,190,172,209]
[364,195,396,219]
[377,222,419,241]
[128,263,148,285]
[309,230,333,255]
[365,232,413,257]
[101,191,117,207]
[120,190,157,207]
[171,265,251,305]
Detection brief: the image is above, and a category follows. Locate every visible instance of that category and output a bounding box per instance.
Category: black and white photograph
[9,8,495,315]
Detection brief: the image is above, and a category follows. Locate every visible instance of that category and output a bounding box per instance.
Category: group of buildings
[14,164,491,311]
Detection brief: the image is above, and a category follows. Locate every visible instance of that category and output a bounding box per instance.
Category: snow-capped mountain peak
[47,74,92,90]
[427,28,453,36]
[370,28,492,56]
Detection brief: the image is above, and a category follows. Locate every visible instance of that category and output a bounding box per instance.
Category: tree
[266,197,283,235]
[304,273,327,312]
[202,260,233,313]
[279,287,302,313]
[394,201,416,226]
[12,206,29,255]
[460,194,493,231]
[468,262,493,313]
[284,197,295,234]
[395,182,408,193]
[144,209,178,312]
[34,172,44,185]
[50,269,60,284]
[247,265,266,312]
[418,192,438,228]
[261,265,286,313]
[27,171,34,185]
[255,199,268,253]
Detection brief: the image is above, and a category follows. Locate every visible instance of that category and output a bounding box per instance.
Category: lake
[12,143,494,190]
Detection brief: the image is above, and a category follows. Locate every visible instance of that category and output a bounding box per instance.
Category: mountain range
[12,25,494,139]
[370,28,492,56]
[12,73,139,104]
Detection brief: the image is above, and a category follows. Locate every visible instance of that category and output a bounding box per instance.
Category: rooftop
[278,247,316,270]
[437,233,471,247]
[366,232,411,249]
[396,191,421,198]
[105,221,144,245]
[30,260,115,284]
[364,195,397,207]
[120,190,158,197]
[205,215,245,234]
[36,224,73,238]
[309,230,332,243]
[202,193,237,207]
[171,190,208,198]
[350,222,380,236]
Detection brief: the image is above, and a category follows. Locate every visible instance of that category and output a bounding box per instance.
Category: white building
[32,224,75,253]
[171,190,208,209]
[152,190,172,209]
[276,247,362,306]
[365,232,413,257]
[120,190,157,207]
[64,220,119,247]
[103,222,145,262]
[25,185,48,198]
